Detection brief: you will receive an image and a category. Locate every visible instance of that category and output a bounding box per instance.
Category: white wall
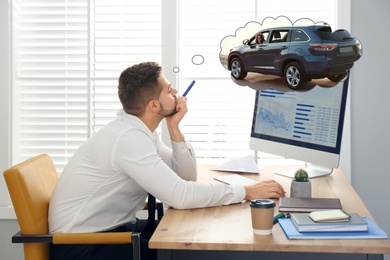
[0,0,12,210]
[350,2,390,260]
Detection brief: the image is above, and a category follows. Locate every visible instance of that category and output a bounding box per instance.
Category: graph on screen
[253,85,343,149]
[250,76,350,178]
[258,108,292,133]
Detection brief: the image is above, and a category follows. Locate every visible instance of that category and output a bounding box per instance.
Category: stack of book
[278,209,388,240]
[291,212,368,232]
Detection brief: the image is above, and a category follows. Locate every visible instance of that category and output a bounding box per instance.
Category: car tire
[327,73,347,82]
[284,62,307,90]
[230,58,247,79]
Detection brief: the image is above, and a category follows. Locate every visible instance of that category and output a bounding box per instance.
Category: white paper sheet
[212,155,261,173]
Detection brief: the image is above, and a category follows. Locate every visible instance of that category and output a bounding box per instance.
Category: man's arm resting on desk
[244,179,285,200]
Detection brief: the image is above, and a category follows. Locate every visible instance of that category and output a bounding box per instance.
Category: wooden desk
[149,164,390,260]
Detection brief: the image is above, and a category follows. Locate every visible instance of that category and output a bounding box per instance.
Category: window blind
[12,0,91,170]
[12,0,162,171]
[91,0,162,132]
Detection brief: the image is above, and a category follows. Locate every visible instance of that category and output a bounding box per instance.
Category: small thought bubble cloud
[192,54,205,65]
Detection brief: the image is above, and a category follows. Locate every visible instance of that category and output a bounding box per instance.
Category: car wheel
[230,58,247,79]
[284,62,307,90]
[327,73,347,82]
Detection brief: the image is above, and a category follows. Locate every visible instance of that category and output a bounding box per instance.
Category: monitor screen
[249,74,349,178]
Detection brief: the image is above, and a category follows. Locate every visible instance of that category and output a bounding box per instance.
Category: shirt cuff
[229,184,246,203]
[171,140,191,154]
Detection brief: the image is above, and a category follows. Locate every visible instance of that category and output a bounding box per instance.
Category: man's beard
[158,102,177,117]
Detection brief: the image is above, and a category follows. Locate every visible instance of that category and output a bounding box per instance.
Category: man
[49,62,285,259]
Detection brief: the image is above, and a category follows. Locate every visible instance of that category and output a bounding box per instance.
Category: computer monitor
[249,74,349,178]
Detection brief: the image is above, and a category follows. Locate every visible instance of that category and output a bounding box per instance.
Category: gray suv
[228,25,362,89]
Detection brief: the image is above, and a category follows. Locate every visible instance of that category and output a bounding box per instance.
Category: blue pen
[182,80,196,97]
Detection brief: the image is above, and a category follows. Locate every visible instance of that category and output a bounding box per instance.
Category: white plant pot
[290,180,311,198]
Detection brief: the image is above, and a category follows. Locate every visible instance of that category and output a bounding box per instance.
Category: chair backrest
[4,154,58,260]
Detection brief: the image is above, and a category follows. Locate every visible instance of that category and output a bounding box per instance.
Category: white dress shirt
[49,110,245,233]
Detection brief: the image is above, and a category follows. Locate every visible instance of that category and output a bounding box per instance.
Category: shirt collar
[116,109,151,132]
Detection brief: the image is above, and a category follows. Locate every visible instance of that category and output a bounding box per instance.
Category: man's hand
[165,96,187,143]
[244,180,285,201]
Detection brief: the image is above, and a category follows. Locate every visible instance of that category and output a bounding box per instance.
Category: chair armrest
[11,230,140,245]
[53,232,133,244]
[12,231,53,243]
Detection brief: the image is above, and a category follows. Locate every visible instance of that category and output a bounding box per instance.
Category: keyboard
[214,174,258,186]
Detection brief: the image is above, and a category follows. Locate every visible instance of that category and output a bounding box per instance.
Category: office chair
[3,154,141,260]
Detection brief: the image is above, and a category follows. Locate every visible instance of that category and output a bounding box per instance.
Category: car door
[241,31,270,71]
[241,41,266,70]
[244,30,290,74]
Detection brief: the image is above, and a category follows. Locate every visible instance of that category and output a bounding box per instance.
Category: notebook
[309,209,350,222]
[291,213,368,232]
[279,217,388,240]
[213,174,257,186]
[279,197,342,212]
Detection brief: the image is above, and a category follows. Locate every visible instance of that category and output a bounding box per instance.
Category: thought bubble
[219,16,335,90]
[192,54,204,65]
[219,16,319,69]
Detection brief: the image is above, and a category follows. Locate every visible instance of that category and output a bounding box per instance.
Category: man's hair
[118,62,163,116]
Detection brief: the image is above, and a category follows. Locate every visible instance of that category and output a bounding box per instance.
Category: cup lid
[250,199,275,209]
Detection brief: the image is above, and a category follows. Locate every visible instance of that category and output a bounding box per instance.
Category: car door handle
[282,46,288,50]
[258,48,264,51]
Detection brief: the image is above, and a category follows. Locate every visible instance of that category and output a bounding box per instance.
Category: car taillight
[310,43,337,51]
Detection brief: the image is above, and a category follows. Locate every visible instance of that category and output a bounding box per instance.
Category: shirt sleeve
[113,129,246,210]
[155,131,197,181]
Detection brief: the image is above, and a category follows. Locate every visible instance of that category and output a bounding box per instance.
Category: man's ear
[147,99,159,112]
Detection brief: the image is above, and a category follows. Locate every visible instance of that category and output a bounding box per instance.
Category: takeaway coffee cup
[250,199,275,235]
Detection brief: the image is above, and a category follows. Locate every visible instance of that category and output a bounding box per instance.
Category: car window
[270,30,289,43]
[249,31,270,44]
[248,31,269,45]
[315,26,333,40]
[291,29,309,42]
[249,37,256,45]
[262,32,269,43]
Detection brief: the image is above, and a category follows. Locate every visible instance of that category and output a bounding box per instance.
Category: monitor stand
[275,164,334,179]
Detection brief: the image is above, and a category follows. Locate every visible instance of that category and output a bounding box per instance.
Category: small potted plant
[290,169,311,198]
